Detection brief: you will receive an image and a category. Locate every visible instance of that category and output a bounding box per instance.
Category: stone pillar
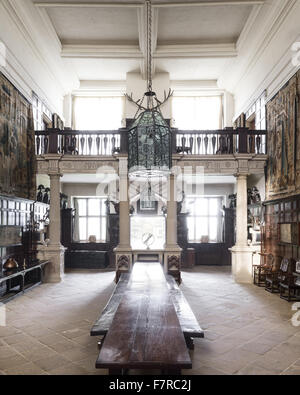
[114,156,132,280]
[166,173,178,246]
[39,172,65,283]
[164,172,182,282]
[230,173,253,283]
[235,174,248,246]
[49,174,62,246]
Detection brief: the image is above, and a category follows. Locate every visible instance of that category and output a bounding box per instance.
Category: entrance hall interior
[0,0,300,376]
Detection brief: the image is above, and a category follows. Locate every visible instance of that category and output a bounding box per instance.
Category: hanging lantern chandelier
[126,0,173,178]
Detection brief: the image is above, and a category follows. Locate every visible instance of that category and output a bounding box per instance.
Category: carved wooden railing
[35,129,126,156]
[173,128,267,155]
[35,127,267,156]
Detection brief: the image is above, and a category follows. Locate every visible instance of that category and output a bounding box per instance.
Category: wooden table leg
[109,368,123,375]
[162,368,181,375]
[184,335,194,350]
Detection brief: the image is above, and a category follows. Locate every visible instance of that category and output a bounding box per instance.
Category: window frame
[186,195,224,243]
[73,96,124,130]
[171,94,223,130]
[73,197,107,243]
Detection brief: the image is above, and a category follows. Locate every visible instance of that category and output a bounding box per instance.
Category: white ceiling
[46,7,139,45]
[33,0,260,82]
[157,5,252,45]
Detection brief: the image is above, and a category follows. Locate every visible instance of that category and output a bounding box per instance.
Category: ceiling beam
[34,1,264,8]
[61,43,237,59]
[34,2,144,8]
[155,43,237,58]
[61,44,143,59]
[153,1,265,7]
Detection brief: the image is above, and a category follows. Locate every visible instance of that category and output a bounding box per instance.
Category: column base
[114,245,132,281]
[229,245,257,284]
[37,244,66,283]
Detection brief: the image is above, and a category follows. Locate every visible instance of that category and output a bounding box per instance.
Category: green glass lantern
[126,1,172,178]
[127,107,171,176]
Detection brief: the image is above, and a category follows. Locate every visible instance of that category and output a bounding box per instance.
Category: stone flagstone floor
[0,266,300,375]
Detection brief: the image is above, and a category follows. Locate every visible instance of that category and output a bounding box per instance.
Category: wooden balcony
[35,127,267,157]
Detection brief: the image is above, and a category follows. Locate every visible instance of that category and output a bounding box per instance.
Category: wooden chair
[253,252,274,287]
[279,259,299,301]
[265,257,293,294]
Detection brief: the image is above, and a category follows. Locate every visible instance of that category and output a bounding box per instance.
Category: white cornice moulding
[35,6,62,51]
[220,0,298,92]
[34,2,144,8]
[0,46,62,114]
[61,45,143,59]
[72,80,127,96]
[170,80,224,95]
[155,44,237,58]
[234,47,300,118]
[236,4,263,51]
[3,0,79,94]
[34,1,265,8]
[61,43,238,60]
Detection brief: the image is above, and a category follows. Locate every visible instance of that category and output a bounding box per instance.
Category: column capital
[48,172,62,178]
[234,173,248,179]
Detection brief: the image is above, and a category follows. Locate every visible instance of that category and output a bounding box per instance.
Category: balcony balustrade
[35,127,267,157]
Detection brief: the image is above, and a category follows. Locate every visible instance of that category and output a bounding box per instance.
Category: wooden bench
[95,262,192,375]
[90,273,129,340]
[166,274,204,349]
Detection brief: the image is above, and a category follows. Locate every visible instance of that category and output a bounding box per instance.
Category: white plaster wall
[126,72,171,119]
[61,183,100,207]
[204,184,235,207]
[223,91,235,127]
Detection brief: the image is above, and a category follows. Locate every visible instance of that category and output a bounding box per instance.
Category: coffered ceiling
[32,0,265,81]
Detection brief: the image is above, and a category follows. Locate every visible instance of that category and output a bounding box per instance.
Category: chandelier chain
[146,0,152,93]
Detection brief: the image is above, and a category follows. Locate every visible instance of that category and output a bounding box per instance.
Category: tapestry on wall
[0,72,36,200]
[266,70,300,200]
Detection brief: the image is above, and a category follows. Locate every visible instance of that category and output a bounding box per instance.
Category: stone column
[235,174,248,246]
[114,156,132,279]
[49,174,62,247]
[230,173,253,283]
[164,172,182,281]
[39,172,65,283]
[166,173,178,246]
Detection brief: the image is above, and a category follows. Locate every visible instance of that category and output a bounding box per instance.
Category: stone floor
[0,265,300,375]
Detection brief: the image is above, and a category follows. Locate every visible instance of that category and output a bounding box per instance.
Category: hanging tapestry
[0,72,36,199]
[266,70,300,200]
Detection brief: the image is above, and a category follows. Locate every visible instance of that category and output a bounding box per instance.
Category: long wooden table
[95,262,192,375]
